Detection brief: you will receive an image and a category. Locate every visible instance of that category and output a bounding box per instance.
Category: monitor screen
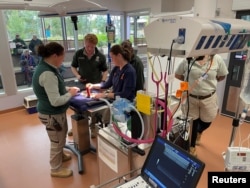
[141,136,205,188]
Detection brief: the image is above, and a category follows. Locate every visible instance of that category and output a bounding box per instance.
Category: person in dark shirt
[13,34,27,55]
[71,33,108,84]
[29,35,43,64]
[29,35,43,55]
[121,40,145,92]
[87,44,136,102]
[68,33,108,137]
[86,44,136,137]
[87,45,145,155]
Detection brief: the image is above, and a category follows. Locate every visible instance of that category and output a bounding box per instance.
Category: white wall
[92,0,125,12]
[94,0,163,14]
[161,0,175,12]
[232,0,250,11]
[217,0,235,18]
[172,0,194,12]
[123,0,162,14]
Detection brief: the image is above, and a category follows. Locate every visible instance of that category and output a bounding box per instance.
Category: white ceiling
[0,0,108,15]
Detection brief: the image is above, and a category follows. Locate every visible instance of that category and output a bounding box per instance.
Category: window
[127,10,149,46]
[4,10,123,90]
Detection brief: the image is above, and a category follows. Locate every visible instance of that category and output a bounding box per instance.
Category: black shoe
[132,146,145,156]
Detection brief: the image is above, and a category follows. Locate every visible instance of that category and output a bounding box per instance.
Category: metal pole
[107,13,112,71]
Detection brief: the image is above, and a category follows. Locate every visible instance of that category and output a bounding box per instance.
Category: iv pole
[228,96,241,147]
[107,13,112,71]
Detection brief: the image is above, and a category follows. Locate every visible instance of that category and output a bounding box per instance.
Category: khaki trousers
[38,112,68,171]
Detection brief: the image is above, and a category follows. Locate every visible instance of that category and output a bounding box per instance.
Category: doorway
[221,10,250,122]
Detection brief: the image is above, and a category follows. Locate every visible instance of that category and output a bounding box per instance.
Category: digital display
[234,50,247,60]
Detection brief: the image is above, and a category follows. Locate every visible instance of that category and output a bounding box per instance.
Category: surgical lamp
[144,15,250,58]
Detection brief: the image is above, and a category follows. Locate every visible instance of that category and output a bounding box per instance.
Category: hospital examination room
[0,0,250,188]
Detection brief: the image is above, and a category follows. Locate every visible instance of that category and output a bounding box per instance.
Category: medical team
[32,34,145,178]
[32,33,228,178]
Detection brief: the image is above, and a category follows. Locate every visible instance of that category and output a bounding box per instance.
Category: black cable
[182,58,196,140]
[162,40,175,136]
[167,40,175,75]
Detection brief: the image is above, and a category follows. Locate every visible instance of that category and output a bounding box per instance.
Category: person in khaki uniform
[175,54,228,157]
[32,42,79,178]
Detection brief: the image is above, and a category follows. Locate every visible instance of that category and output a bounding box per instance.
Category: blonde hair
[84,33,98,45]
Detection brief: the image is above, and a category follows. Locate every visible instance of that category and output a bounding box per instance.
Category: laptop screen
[141,135,205,188]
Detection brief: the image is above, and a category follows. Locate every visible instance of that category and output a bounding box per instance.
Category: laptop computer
[116,135,205,188]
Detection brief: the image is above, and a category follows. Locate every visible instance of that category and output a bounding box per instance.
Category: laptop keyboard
[116,176,151,188]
